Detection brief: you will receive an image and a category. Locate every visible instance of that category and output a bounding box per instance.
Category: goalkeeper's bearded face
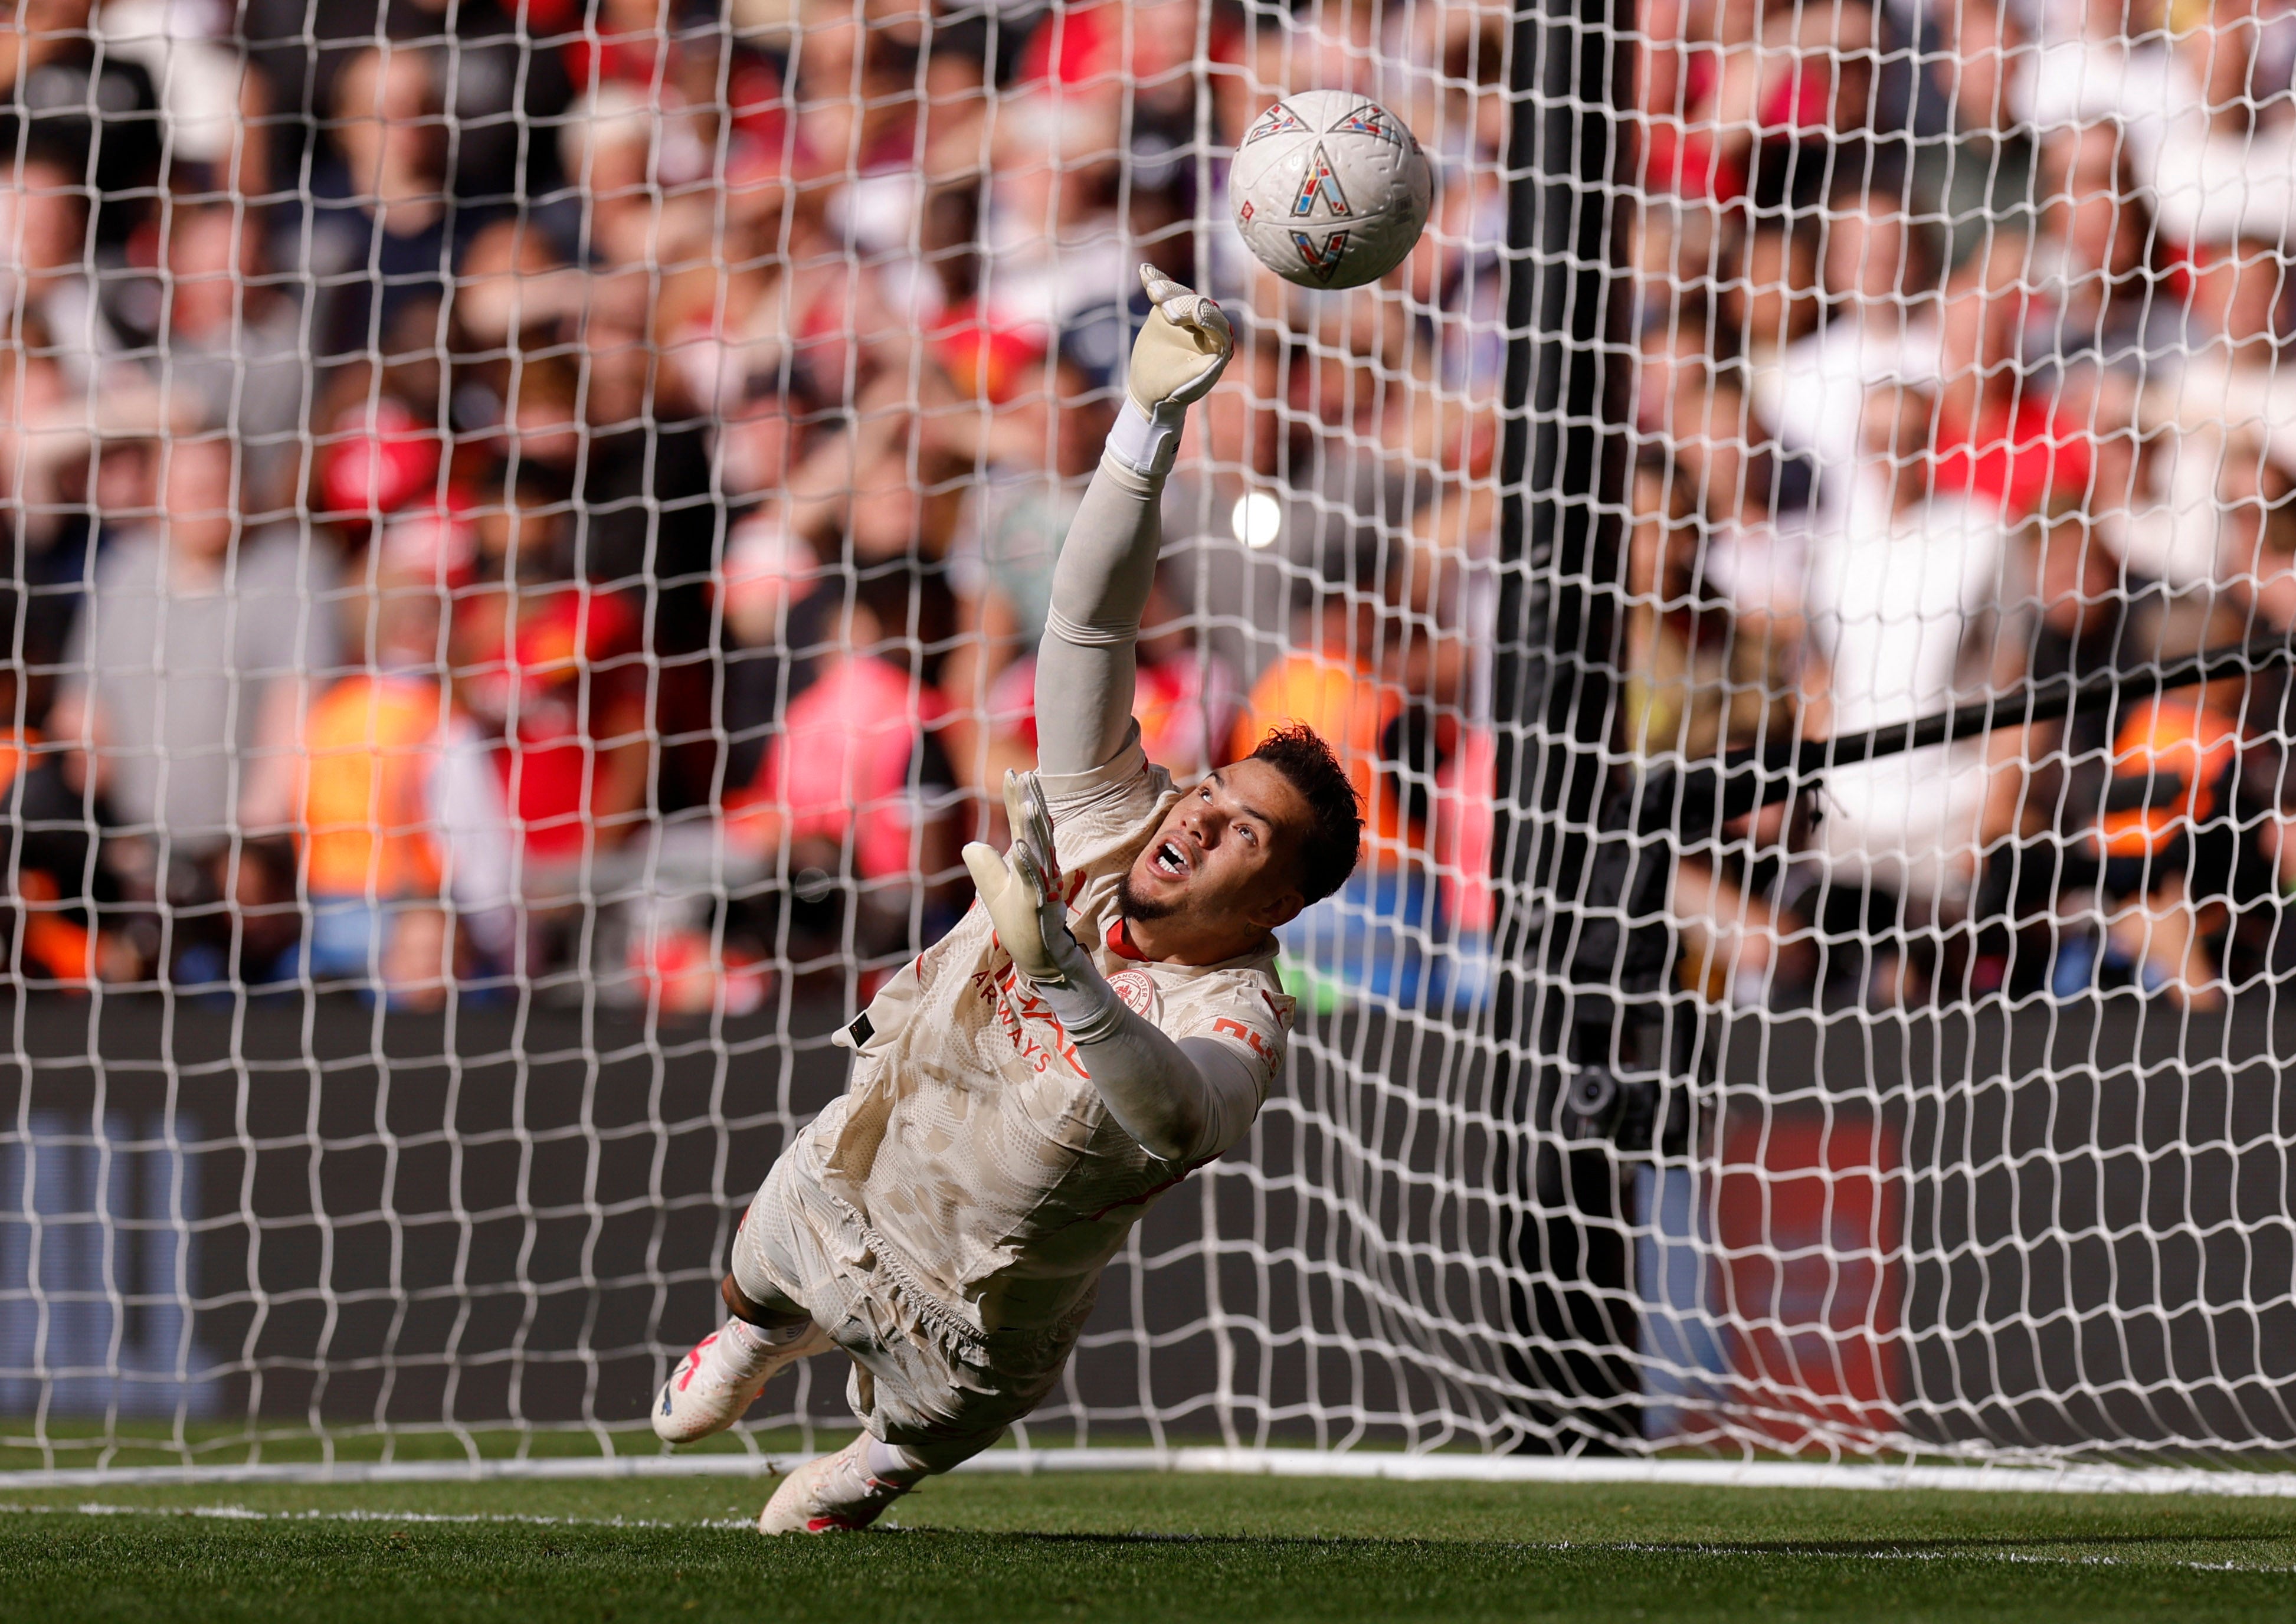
[1121,761,1311,949]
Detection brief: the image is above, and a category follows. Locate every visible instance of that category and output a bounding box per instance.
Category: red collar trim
[1105,919,1151,962]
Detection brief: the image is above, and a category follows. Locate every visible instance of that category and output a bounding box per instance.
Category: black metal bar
[1695,631,2293,826]
[1492,0,1638,1455]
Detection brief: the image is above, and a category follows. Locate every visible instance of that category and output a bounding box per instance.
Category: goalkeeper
[653,267,1362,1534]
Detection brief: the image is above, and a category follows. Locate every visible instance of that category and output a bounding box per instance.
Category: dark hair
[1249,723,1362,905]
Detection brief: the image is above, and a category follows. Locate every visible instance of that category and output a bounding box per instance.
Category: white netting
[4,0,2296,1478]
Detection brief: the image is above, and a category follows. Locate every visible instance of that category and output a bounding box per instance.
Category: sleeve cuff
[1034,721,1149,807]
[1103,398,1181,480]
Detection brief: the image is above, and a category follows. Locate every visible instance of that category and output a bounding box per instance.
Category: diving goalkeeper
[652,267,1362,1534]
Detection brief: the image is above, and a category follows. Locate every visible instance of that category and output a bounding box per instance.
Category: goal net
[6,0,2296,1480]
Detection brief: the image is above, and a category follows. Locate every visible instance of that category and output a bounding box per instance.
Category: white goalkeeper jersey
[798,731,1294,1337]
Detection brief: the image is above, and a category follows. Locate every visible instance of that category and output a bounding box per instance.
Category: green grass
[2,1471,2294,1622]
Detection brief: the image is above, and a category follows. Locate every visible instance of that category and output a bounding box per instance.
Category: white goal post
[5,0,2296,1485]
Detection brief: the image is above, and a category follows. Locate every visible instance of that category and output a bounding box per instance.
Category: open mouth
[1151,838,1190,879]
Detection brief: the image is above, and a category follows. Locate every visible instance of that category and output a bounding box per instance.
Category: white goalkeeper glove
[961,771,1122,1040]
[1106,263,1233,479]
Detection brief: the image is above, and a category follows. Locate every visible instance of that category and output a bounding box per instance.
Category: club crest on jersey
[1331,103,1404,145]
[1242,103,1308,146]
[1291,145,1351,217]
[1108,968,1160,1019]
[1291,229,1350,282]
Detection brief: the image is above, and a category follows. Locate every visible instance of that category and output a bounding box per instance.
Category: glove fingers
[1021,776,1059,876]
[1000,768,1031,843]
[1137,262,1228,353]
[1138,262,1188,306]
[961,842,1007,898]
[1183,299,1233,352]
[1010,842,1050,906]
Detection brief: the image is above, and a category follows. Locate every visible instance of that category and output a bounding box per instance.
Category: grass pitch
[3,1469,2293,1622]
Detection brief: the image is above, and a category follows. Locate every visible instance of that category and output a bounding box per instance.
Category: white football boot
[651,1316,830,1445]
[756,1436,914,1534]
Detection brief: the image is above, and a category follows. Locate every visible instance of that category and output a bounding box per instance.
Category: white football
[1230,90,1433,290]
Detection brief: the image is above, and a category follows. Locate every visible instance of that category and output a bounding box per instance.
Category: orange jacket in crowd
[296,673,449,901]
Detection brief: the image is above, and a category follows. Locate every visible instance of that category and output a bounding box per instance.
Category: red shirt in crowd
[748,654,951,884]
[1930,397,2094,520]
[463,586,646,862]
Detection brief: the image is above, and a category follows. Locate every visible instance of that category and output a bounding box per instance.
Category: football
[1230,90,1433,290]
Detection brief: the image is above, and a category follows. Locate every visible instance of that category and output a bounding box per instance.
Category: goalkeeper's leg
[653,1160,834,1445]
[756,1281,1072,1534]
[652,1272,831,1444]
[758,1426,1001,1535]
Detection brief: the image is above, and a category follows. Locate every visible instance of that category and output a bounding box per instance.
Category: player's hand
[1126,264,1233,422]
[962,770,1092,989]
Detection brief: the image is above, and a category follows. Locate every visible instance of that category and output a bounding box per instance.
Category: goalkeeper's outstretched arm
[1034,266,1233,779]
[962,267,1262,1164]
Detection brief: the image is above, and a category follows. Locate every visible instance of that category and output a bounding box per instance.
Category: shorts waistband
[821,1190,990,1351]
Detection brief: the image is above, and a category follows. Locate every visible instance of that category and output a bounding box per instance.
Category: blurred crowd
[24,0,2290,1020]
[1633,0,2296,1007]
[0,0,1509,1011]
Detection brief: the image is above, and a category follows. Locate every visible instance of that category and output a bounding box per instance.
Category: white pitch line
[3,1448,2295,1498]
[0,1502,754,1531]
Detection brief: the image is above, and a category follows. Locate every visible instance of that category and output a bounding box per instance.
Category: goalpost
[6,0,2296,1489]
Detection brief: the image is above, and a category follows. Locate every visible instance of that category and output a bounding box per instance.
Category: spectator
[1229,546,1465,1004]
[2131,240,2291,588]
[2032,123,2183,366]
[2015,0,2176,149]
[302,43,474,370]
[451,464,651,885]
[0,151,149,409]
[1635,0,1752,201]
[400,0,576,209]
[128,202,307,518]
[1928,231,2094,520]
[982,565,1244,788]
[1754,186,1941,513]
[974,90,1130,338]
[2077,653,2248,1007]
[225,551,516,1004]
[0,0,161,250]
[0,584,130,985]
[728,568,962,958]
[1802,382,2031,1001]
[1914,0,2037,258]
[2143,0,2296,250]
[1730,212,1823,390]
[48,432,340,978]
[0,312,99,687]
[98,0,266,200]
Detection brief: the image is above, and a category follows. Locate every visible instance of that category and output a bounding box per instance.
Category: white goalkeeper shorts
[728,1105,1087,1466]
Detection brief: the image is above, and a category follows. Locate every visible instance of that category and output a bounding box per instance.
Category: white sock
[863,1437,932,1487]
[725,1314,812,1354]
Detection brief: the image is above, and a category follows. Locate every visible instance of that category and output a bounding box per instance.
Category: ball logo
[1108,969,1160,1018]
[1291,229,1350,282]
[1332,104,1403,145]
[1290,145,1351,218]
[1242,103,1307,146]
